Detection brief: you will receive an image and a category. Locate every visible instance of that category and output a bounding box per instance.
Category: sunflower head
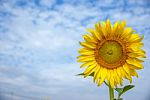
[77,20,146,88]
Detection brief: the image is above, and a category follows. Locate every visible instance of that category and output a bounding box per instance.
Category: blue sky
[0,0,150,100]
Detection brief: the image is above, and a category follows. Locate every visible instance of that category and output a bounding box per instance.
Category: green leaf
[122,85,134,94]
[115,88,123,93]
[118,85,134,98]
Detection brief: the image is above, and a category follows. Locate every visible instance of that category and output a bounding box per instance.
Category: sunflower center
[99,41,123,64]
[95,40,126,69]
[107,50,113,55]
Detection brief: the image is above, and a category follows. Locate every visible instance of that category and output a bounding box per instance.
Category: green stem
[108,83,114,100]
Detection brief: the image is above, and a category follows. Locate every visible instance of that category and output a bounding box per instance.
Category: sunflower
[77,20,145,88]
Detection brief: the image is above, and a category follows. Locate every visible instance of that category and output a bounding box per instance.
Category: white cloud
[39,0,56,6]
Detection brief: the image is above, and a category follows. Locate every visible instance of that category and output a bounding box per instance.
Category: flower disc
[96,40,126,69]
[99,41,123,64]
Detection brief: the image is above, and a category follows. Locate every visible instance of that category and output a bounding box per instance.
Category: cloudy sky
[0,0,150,100]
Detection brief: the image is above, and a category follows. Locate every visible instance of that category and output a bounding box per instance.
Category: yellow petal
[115,68,123,85]
[112,21,120,37]
[77,55,94,59]
[109,70,116,88]
[121,27,133,40]
[127,62,142,70]
[78,47,95,55]
[79,42,96,49]
[117,21,126,38]
[128,52,146,58]
[87,28,99,40]
[78,48,93,53]
[127,42,144,51]
[116,68,123,86]
[95,22,105,38]
[95,23,103,40]
[110,75,115,88]
[120,67,132,82]
[100,21,108,37]
[127,43,145,54]
[113,69,120,85]
[80,61,96,68]
[114,68,123,86]
[116,67,122,78]
[98,67,107,86]
[128,34,144,43]
[129,69,138,78]
[126,58,144,69]
[77,56,95,62]
[123,63,130,74]
[120,78,123,86]
[95,68,101,83]
[106,70,111,81]
[94,24,102,40]
[101,26,107,38]
[120,20,126,29]
[105,19,112,35]
[84,63,97,77]
[83,34,97,43]
[114,81,117,87]
[79,51,94,56]
[93,65,101,82]
[122,65,132,83]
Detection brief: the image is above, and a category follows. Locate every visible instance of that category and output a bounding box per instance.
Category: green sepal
[76,72,94,77]
[76,73,84,76]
